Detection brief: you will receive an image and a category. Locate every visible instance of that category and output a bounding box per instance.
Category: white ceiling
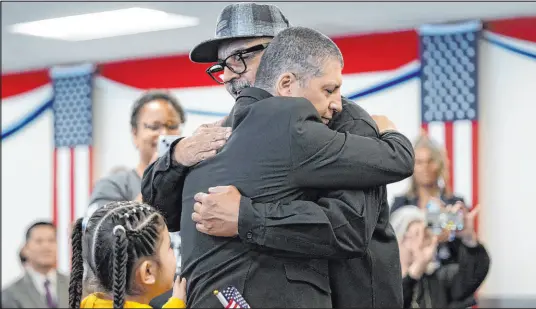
[2,1,536,74]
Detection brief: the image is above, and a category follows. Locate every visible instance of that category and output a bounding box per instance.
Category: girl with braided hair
[69,201,187,308]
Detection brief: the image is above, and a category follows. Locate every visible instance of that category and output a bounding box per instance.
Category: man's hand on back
[371,115,397,133]
[174,118,232,166]
[192,185,241,237]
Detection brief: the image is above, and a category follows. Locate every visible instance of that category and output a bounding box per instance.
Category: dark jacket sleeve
[237,112,388,259]
[402,275,418,308]
[288,99,414,189]
[238,188,380,259]
[141,138,188,232]
[446,242,491,303]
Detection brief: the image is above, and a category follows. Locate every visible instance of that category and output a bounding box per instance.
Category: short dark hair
[255,26,343,93]
[26,221,56,241]
[69,201,167,308]
[130,90,186,129]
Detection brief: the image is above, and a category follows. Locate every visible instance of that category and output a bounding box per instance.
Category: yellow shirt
[81,293,186,308]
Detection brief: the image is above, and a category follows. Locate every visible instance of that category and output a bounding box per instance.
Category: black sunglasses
[206,43,270,84]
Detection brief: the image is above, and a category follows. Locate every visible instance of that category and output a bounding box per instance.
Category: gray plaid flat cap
[190,2,290,63]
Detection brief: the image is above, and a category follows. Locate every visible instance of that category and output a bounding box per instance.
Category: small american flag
[418,21,482,227]
[170,231,182,274]
[221,286,251,309]
[50,63,95,273]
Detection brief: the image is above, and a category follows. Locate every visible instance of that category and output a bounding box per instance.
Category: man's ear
[137,260,157,285]
[275,73,297,96]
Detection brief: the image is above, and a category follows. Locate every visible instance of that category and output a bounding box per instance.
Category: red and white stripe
[225,300,240,309]
[422,120,479,231]
[53,146,93,273]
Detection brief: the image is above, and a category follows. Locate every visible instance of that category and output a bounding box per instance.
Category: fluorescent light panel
[9,7,199,41]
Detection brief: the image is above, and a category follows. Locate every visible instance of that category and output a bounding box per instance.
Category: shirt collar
[228,87,274,127]
[236,87,273,102]
[26,265,57,286]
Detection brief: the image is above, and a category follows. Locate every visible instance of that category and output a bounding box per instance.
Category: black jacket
[142,88,415,308]
[402,242,490,308]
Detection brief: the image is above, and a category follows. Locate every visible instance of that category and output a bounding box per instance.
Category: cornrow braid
[112,225,128,308]
[90,204,133,272]
[80,201,167,306]
[69,218,84,308]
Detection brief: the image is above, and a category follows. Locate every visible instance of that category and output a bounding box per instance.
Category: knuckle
[210,141,222,149]
[204,196,213,205]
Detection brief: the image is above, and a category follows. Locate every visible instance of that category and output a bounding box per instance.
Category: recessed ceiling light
[9,7,199,41]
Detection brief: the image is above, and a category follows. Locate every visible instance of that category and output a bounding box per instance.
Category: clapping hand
[453,202,480,245]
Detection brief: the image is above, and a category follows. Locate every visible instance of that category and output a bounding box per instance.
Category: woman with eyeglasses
[88,90,185,210]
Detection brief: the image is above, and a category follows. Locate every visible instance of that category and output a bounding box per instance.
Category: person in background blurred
[2,222,69,308]
[391,135,468,265]
[392,135,464,213]
[88,90,186,211]
[107,165,130,176]
[391,205,489,308]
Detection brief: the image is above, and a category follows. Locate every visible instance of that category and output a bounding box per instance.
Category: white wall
[1,86,54,286]
[478,33,536,298]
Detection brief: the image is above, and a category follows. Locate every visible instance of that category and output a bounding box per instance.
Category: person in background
[391,205,490,308]
[392,135,464,213]
[391,135,468,265]
[69,201,187,308]
[2,221,69,308]
[108,165,131,176]
[88,90,186,211]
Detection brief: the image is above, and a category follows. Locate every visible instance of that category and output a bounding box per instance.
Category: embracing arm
[142,138,188,232]
[194,101,409,258]
[239,189,380,259]
[237,115,385,259]
[288,99,414,189]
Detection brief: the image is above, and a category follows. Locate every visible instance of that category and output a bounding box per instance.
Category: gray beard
[226,79,253,98]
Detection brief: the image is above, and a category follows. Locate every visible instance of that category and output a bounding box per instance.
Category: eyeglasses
[143,122,180,132]
[206,43,269,84]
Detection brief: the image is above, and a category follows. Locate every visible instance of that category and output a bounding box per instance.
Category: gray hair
[254,26,343,93]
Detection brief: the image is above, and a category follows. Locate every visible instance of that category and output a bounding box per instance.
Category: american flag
[419,21,482,229]
[221,286,251,309]
[171,231,182,274]
[50,64,95,273]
